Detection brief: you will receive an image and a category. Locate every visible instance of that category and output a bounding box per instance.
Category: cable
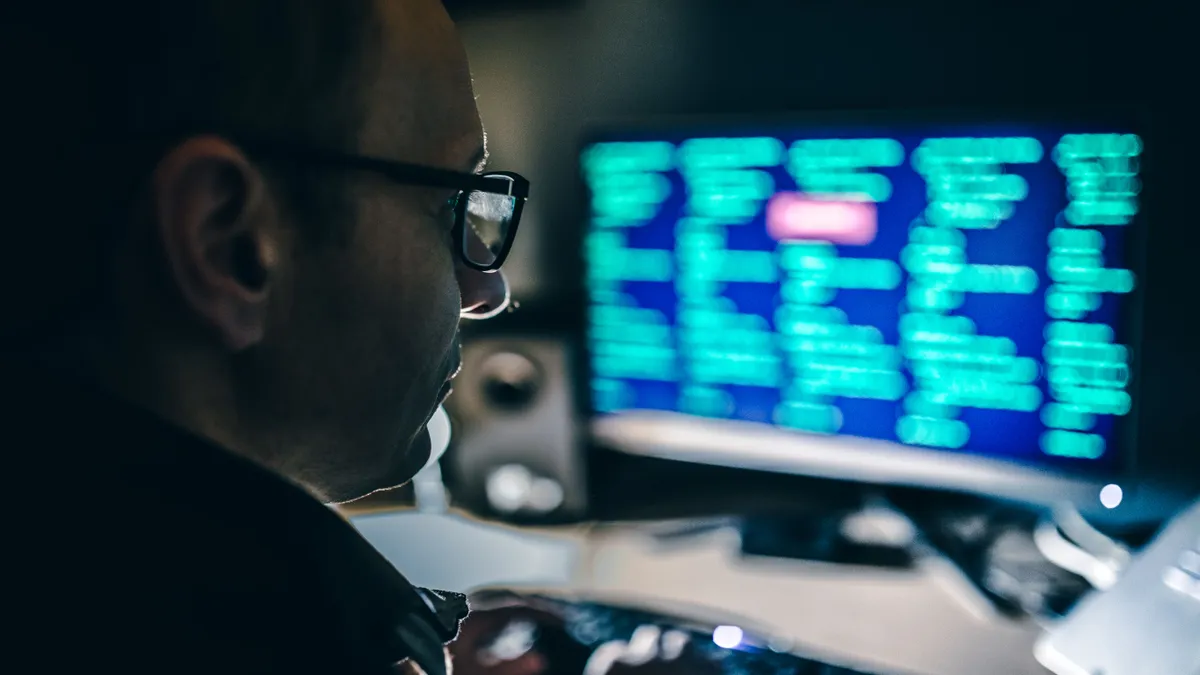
[1032,514,1126,590]
[1052,503,1131,567]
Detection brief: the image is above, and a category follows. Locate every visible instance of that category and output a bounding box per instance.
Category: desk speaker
[443,336,585,520]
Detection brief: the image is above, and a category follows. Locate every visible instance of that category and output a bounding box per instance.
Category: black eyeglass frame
[234,139,529,272]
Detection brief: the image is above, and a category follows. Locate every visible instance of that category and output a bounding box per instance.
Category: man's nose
[458,263,510,319]
[458,229,511,319]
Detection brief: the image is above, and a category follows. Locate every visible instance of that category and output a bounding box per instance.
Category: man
[2,1,524,673]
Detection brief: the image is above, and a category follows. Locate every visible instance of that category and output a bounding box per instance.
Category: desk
[353,510,1049,675]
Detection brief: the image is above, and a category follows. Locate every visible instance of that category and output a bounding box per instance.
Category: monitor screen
[582,120,1143,475]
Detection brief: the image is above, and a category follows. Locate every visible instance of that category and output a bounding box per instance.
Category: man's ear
[152,136,280,351]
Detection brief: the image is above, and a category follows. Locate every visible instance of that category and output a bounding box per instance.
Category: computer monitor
[581,114,1147,512]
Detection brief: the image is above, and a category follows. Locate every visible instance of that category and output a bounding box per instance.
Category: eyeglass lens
[462,175,517,267]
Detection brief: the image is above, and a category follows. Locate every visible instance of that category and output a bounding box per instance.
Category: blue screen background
[583,124,1140,473]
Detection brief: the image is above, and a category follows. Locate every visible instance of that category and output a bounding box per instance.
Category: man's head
[1,0,511,502]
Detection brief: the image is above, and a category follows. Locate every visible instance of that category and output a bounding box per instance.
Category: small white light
[1100,483,1123,509]
[712,625,743,649]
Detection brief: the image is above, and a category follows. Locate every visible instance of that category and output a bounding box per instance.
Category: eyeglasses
[238,140,529,272]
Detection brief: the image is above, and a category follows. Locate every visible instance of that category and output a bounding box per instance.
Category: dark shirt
[5,361,468,674]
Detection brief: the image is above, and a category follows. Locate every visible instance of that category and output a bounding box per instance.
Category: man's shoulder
[3,364,464,674]
[9,490,349,672]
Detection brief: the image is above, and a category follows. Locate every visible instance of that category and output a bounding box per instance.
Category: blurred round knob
[480,351,542,411]
[486,463,564,515]
[486,464,534,513]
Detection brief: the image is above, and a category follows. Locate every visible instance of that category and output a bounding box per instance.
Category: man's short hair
[0,1,381,347]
